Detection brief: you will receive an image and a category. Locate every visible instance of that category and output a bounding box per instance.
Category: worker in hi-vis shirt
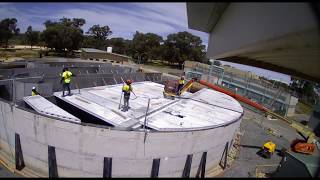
[177,75,185,95]
[31,86,40,96]
[60,68,73,97]
[122,79,133,111]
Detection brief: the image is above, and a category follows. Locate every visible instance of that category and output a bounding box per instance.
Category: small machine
[258,141,276,159]
[163,78,197,100]
[163,80,179,100]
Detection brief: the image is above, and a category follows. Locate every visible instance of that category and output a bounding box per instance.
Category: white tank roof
[23,95,81,123]
[53,81,243,131]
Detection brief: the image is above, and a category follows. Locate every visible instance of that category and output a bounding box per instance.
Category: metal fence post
[144,98,151,143]
[12,79,15,105]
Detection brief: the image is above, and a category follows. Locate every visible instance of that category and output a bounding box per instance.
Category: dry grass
[0,49,39,61]
[140,60,183,75]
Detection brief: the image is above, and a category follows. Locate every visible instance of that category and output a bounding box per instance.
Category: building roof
[81,48,131,59]
[81,48,108,53]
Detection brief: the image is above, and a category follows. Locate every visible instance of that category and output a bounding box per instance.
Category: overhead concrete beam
[187,2,320,82]
[187,3,229,33]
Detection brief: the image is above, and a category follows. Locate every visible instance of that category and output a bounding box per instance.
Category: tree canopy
[162,31,206,67]
[85,24,112,49]
[0,18,20,48]
[1,17,208,67]
[25,26,40,49]
[42,17,86,53]
[130,31,163,63]
[106,37,128,54]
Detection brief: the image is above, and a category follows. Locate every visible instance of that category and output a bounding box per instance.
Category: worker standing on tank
[61,67,73,97]
[122,79,133,111]
[31,86,40,96]
[177,75,185,95]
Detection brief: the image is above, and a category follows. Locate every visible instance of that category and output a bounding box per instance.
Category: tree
[25,26,40,49]
[161,31,206,68]
[42,17,86,54]
[130,31,163,63]
[106,37,128,54]
[86,24,112,49]
[0,18,20,48]
[82,35,96,48]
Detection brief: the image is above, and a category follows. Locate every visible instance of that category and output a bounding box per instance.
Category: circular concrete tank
[0,81,243,177]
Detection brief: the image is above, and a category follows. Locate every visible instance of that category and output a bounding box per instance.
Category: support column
[196,152,207,178]
[15,133,25,171]
[150,158,160,178]
[219,141,229,170]
[103,157,112,178]
[182,154,193,178]
[48,145,58,178]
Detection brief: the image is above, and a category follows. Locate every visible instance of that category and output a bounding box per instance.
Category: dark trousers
[123,94,130,111]
[177,84,184,95]
[62,83,71,96]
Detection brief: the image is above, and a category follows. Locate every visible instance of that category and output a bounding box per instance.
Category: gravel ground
[218,108,300,177]
[0,164,20,177]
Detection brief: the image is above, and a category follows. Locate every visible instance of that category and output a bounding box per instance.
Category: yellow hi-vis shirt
[178,79,185,85]
[62,71,72,84]
[31,91,36,96]
[122,84,132,92]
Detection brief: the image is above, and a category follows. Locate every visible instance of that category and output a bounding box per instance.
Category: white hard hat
[32,87,36,89]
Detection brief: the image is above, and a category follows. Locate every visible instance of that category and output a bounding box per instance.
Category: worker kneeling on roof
[177,75,185,95]
[122,79,133,111]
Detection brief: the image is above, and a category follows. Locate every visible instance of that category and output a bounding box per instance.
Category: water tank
[107,47,112,53]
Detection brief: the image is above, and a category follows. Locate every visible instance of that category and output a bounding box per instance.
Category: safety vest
[122,84,132,92]
[31,91,36,96]
[179,79,185,85]
[62,71,72,84]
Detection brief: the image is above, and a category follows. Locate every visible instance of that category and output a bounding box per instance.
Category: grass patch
[144,60,181,69]
[0,49,39,59]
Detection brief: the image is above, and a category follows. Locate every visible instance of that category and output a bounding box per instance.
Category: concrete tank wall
[0,100,241,177]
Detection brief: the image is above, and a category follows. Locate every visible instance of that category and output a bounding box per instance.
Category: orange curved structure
[198,80,268,112]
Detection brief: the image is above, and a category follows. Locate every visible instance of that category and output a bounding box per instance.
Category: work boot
[121,108,128,112]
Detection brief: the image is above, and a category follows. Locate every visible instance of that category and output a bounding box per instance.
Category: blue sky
[0,2,209,44]
[0,2,291,84]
